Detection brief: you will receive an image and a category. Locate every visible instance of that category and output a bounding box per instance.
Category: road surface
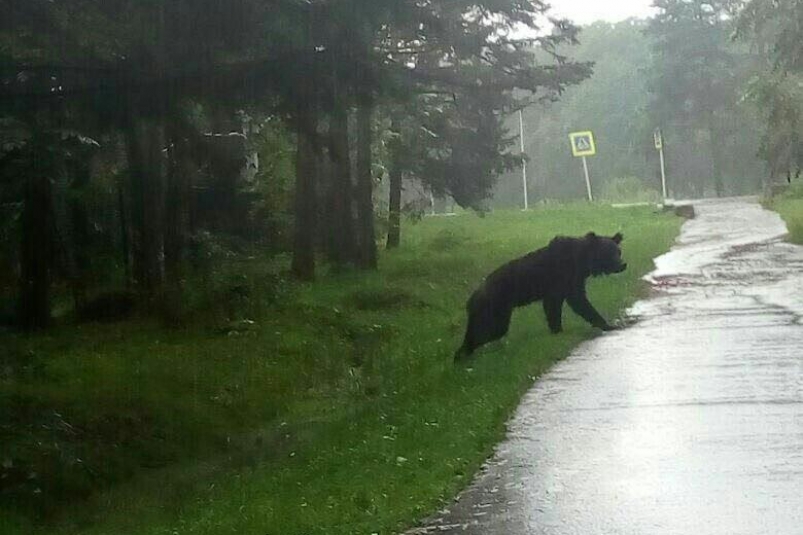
[411,198,803,535]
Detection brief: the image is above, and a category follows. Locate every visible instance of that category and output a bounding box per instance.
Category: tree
[373,2,592,249]
[646,0,756,197]
[0,121,99,329]
[0,0,292,314]
[16,135,57,330]
[290,80,320,281]
[737,0,803,72]
[355,98,378,268]
[737,0,803,183]
[0,0,593,325]
[281,0,591,265]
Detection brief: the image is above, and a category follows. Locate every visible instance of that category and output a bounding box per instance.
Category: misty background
[493,15,767,206]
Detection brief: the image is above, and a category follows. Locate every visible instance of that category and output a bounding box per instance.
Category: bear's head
[585,232,627,276]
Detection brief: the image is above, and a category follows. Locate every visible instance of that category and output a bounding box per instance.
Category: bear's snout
[614,262,627,273]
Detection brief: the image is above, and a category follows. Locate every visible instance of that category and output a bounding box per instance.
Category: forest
[1,1,802,534]
[0,0,800,330]
[495,1,801,205]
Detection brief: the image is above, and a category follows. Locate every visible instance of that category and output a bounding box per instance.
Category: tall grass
[1,205,681,535]
[765,182,803,244]
[600,176,662,204]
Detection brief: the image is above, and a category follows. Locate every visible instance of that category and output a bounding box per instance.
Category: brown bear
[454,232,626,361]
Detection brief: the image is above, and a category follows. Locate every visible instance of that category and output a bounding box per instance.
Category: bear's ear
[612,232,624,244]
[585,231,597,239]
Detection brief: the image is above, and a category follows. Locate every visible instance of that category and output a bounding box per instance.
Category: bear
[454,232,626,361]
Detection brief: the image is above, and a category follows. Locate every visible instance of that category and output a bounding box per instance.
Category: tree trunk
[163,123,192,322]
[18,171,55,330]
[327,101,356,268]
[709,119,725,197]
[386,156,402,250]
[317,143,335,255]
[291,97,319,281]
[355,100,377,269]
[68,156,92,311]
[125,117,166,306]
[117,172,133,289]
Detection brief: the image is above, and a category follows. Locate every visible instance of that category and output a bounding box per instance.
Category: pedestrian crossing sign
[569,131,596,157]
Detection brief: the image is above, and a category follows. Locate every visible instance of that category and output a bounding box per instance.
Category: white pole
[429,191,436,216]
[582,156,593,201]
[519,109,529,210]
[659,146,668,200]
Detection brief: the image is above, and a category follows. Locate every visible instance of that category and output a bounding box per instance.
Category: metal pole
[582,156,593,201]
[659,146,668,201]
[519,109,529,210]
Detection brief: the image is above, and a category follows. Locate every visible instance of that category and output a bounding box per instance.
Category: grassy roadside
[2,205,681,535]
[765,184,803,244]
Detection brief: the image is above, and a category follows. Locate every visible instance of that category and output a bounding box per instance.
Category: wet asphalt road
[411,198,803,535]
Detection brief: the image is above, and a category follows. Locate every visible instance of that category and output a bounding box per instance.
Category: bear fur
[454,232,626,361]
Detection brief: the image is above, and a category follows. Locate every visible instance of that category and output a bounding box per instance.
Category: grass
[764,183,803,244]
[1,204,681,535]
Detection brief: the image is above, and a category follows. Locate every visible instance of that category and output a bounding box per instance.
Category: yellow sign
[569,131,596,157]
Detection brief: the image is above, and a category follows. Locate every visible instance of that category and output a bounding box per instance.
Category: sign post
[581,155,592,201]
[654,128,667,201]
[569,131,596,201]
[519,109,529,210]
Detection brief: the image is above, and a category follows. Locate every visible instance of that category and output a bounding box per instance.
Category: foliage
[0,0,594,317]
[495,21,656,204]
[737,0,803,72]
[494,16,766,206]
[742,72,803,179]
[737,0,803,180]
[765,182,803,244]
[374,2,593,209]
[645,0,763,197]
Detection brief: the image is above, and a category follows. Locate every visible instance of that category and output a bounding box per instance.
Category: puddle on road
[411,198,803,535]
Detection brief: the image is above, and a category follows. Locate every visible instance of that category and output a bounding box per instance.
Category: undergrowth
[764,182,803,244]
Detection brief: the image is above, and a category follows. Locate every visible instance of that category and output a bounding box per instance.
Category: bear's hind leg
[454,304,513,361]
[471,305,512,349]
[543,296,564,334]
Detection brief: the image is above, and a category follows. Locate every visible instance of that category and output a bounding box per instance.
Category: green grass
[1,205,681,535]
[765,183,803,244]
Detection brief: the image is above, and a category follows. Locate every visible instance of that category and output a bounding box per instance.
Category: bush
[600,176,662,204]
[764,181,803,245]
[782,181,803,199]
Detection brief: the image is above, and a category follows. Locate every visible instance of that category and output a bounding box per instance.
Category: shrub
[600,176,662,204]
[782,181,803,199]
